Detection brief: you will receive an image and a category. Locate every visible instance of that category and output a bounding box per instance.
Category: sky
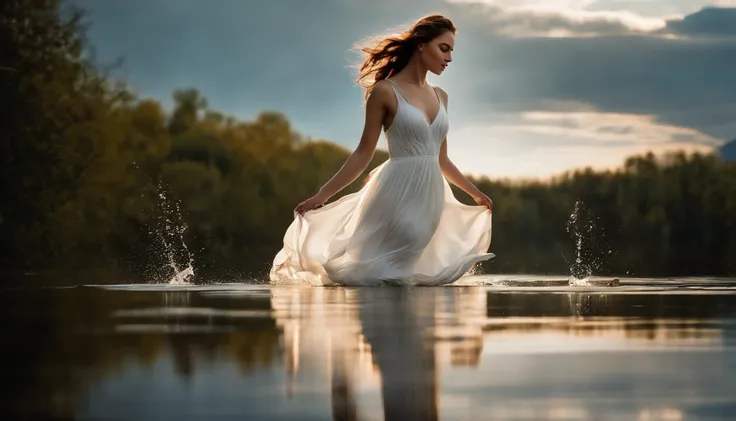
[72,0,736,179]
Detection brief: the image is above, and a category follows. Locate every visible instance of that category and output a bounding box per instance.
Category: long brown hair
[355,14,456,100]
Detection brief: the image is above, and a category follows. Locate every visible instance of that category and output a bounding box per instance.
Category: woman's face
[420,30,454,75]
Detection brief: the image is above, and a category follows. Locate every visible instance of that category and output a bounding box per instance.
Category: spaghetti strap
[385,79,407,103]
[431,85,445,110]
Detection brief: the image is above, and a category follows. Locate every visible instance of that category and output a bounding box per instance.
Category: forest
[2,1,735,283]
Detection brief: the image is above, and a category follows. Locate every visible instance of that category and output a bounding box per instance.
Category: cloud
[503,111,721,146]
[448,1,736,39]
[438,4,736,177]
[434,4,736,178]
[442,6,736,141]
[447,110,719,179]
[447,1,665,37]
[663,6,736,36]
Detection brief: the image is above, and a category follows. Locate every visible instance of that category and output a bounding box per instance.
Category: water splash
[566,200,596,286]
[154,185,195,284]
[131,161,195,284]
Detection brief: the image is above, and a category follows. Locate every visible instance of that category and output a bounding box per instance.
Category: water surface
[3,276,736,420]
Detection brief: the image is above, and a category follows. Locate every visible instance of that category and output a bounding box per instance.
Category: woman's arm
[439,140,492,210]
[295,81,391,214]
[436,88,493,211]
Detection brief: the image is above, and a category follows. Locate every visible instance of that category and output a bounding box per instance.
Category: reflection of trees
[478,292,735,347]
[0,288,283,419]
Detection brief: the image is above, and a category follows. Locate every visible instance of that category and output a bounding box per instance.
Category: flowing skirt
[269,156,494,286]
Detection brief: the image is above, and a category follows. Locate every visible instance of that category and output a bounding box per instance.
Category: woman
[270,14,495,286]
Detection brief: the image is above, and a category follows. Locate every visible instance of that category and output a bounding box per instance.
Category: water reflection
[269,286,736,421]
[271,287,442,420]
[1,283,735,420]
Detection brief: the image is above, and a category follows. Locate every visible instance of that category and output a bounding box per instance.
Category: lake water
[3,275,736,420]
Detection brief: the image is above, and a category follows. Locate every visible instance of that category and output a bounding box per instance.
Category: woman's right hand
[294,192,328,215]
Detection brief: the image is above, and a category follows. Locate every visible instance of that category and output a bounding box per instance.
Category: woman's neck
[395,55,429,87]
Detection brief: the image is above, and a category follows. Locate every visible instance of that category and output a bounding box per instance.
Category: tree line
[1,1,734,283]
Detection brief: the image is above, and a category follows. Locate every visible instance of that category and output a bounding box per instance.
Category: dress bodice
[384,80,449,159]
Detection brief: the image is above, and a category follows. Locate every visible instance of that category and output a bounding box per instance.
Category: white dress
[269,80,494,286]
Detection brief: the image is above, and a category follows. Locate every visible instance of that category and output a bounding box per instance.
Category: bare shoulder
[371,80,394,101]
[365,79,397,111]
[434,86,449,106]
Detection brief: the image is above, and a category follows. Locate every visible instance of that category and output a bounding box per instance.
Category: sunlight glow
[448,110,721,180]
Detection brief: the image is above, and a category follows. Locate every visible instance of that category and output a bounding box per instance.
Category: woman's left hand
[473,193,493,212]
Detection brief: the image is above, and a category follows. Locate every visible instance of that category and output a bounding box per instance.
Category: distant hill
[719,139,736,162]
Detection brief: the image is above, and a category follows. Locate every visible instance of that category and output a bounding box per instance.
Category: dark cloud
[664,7,736,37]
[720,139,736,160]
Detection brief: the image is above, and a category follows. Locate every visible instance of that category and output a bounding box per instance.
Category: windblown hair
[355,14,456,100]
